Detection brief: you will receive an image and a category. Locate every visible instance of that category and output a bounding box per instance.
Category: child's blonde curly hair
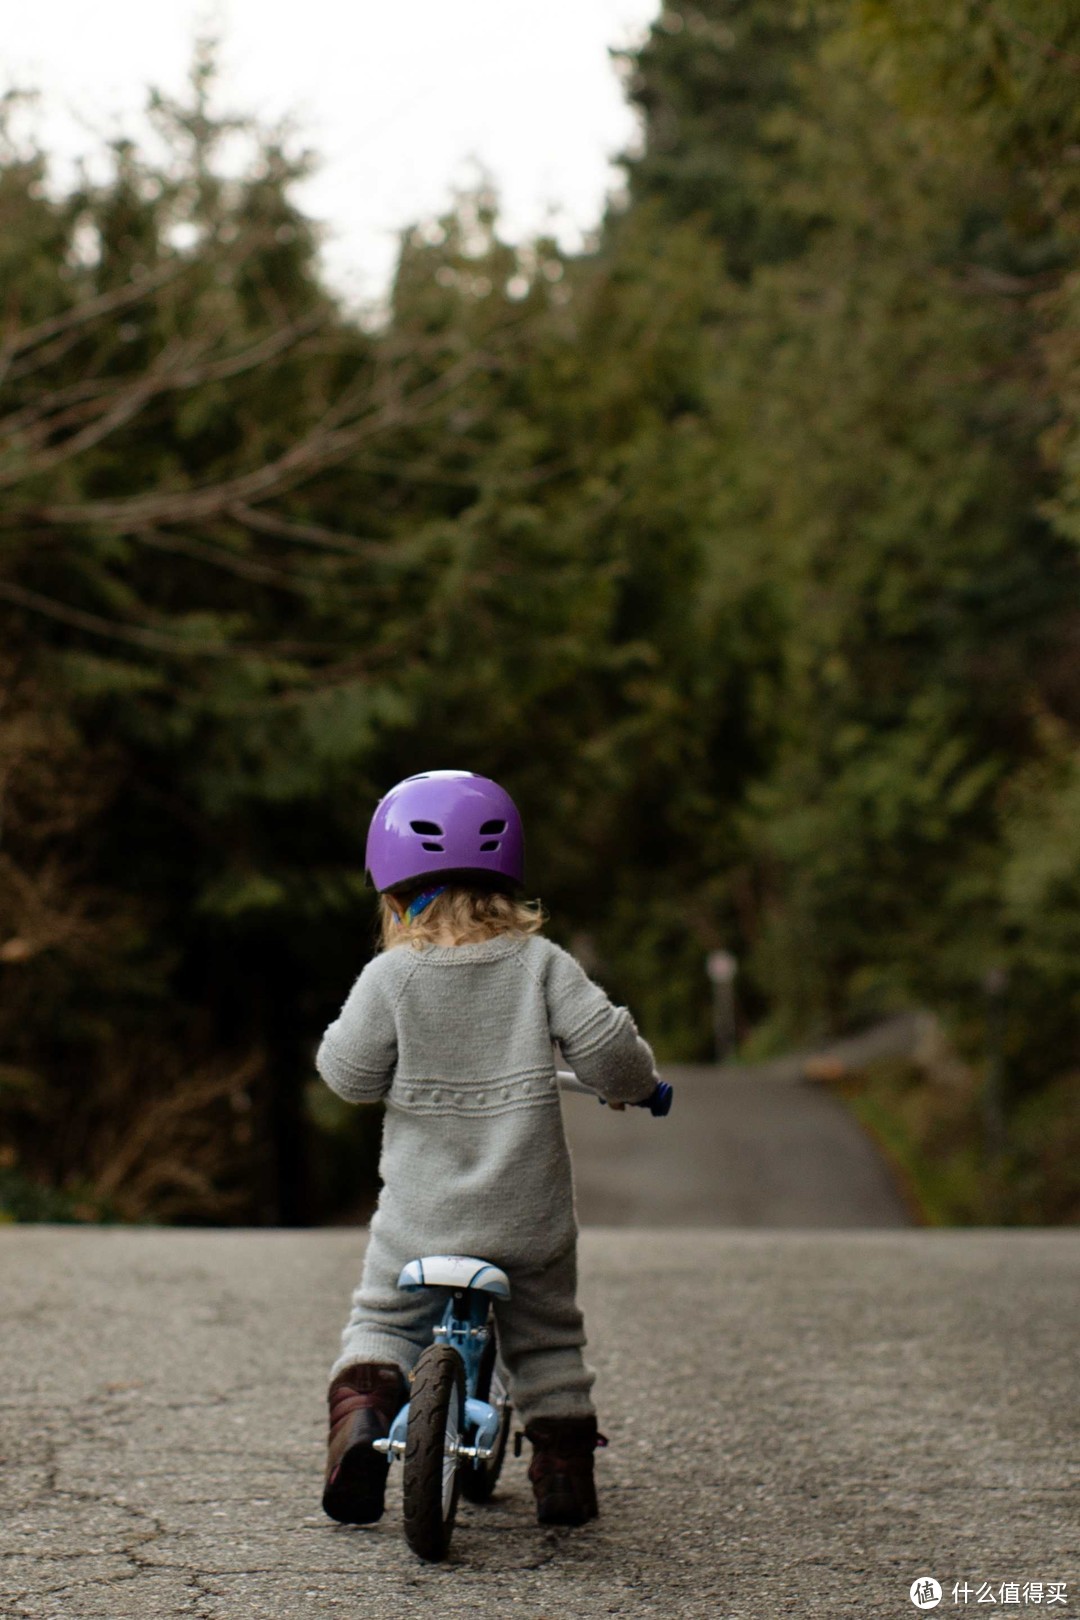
[379,886,545,952]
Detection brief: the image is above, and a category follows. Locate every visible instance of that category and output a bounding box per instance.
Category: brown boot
[322,1361,407,1524]
[519,1415,607,1526]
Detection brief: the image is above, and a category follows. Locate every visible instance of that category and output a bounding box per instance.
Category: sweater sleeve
[316,957,398,1103]
[543,943,659,1105]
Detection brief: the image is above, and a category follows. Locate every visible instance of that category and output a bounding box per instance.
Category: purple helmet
[365,770,525,894]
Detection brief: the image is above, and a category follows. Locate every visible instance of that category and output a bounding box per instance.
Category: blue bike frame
[376,1287,504,1464]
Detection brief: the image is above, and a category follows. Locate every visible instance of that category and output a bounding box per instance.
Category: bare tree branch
[0,578,338,659]
[132,525,333,591]
[91,1050,264,1204]
[0,317,325,450]
[0,261,184,381]
[0,578,236,653]
[0,346,187,489]
[228,503,397,559]
[3,346,487,532]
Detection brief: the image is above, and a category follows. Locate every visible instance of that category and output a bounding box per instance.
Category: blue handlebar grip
[641,1080,673,1117]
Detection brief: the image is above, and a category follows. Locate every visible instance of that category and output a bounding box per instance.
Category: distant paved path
[2,1228,1076,1620]
[564,1055,914,1227]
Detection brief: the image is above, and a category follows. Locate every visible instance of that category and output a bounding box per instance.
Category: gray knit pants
[331,1234,597,1425]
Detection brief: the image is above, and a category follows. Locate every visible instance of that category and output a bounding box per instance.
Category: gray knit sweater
[316,933,658,1270]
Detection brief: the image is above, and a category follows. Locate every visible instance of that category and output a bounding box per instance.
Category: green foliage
[830,1059,990,1226]
[831,1054,1080,1226]
[610,0,1080,1203]
[2,12,1079,1222]
[0,1166,120,1224]
[615,0,824,276]
[618,2,1080,1066]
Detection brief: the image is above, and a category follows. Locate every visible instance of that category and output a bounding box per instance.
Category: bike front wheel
[402,1343,465,1562]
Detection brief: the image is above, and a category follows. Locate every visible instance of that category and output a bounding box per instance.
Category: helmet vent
[421,841,444,852]
[479,840,500,852]
[479,819,507,834]
[410,820,443,835]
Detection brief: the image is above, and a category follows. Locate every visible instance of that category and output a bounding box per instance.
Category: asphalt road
[2,1227,1076,1620]
[562,1061,913,1228]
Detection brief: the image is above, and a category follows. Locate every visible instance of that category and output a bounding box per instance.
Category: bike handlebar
[556,1071,673,1118]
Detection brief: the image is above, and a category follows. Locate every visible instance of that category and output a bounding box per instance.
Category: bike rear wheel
[402,1344,465,1562]
[459,1322,512,1503]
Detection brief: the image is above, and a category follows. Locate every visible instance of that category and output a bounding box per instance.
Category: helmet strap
[398,885,448,925]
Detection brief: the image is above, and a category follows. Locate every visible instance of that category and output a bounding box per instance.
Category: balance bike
[373,1072,672,1561]
[373,1253,513,1561]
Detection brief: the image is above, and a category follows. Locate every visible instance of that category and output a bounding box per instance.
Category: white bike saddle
[397,1255,511,1298]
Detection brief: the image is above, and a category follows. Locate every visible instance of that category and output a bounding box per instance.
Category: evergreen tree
[615,0,823,277]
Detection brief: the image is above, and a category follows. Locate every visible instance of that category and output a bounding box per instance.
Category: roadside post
[706,950,738,1063]
[982,965,1009,1162]
[982,965,1011,1223]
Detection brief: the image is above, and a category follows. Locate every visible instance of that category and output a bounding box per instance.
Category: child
[316,769,661,1528]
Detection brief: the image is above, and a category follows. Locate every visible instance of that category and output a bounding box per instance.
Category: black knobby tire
[402,1344,465,1562]
[459,1324,512,1504]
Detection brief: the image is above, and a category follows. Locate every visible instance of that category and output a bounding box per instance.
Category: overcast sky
[5,0,660,306]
